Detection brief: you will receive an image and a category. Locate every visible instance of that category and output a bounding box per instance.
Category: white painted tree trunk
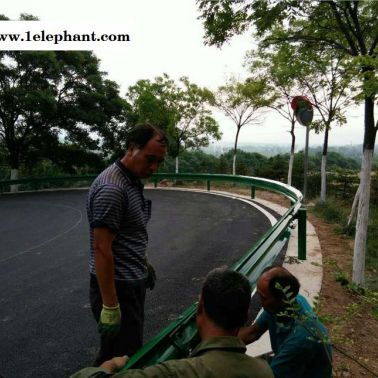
[352,149,373,286]
[232,153,237,175]
[10,169,19,193]
[288,121,295,187]
[320,155,327,202]
[347,185,360,229]
[175,156,179,174]
[287,153,294,186]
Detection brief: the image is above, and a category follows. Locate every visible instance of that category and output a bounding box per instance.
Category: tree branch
[368,33,378,56]
[268,105,292,123]
[345,0,367,54]
[327,1,359,55]
[268,34,354,56]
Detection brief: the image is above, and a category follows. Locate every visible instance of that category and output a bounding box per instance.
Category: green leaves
[0,48,128,171]
[126,74,221,161]
[197,0,252,47]
[198,0,378,103]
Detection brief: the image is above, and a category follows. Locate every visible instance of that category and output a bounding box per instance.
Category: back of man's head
[201,268,251,331]
[126,123,168,150]
[262,266,300,301]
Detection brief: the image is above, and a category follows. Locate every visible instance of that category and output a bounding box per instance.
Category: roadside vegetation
[312,199,378,291]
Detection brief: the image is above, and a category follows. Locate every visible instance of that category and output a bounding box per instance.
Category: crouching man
[72,268,273,378]
[239,266,332,378]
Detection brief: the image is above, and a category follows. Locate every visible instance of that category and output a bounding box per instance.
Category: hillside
[203,143,368,161]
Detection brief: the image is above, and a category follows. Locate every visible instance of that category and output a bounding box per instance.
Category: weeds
[310,198,378,291]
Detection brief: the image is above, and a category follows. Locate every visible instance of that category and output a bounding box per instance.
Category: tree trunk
[175,156,179,174]
[352,95,377,285]
[287,153,294,186]
[287,120,296,186]
[320,154,327,202]
[233,126,241,175]
[232,153,237,176]
[353,148,373,286]
[347,185,360,229]
[320,126,330,202]
[9,148,20,193]
[10,168,19,193]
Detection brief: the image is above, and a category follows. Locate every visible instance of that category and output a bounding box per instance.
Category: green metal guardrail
[0,175,96,193]
[0,173,305,370]
[123,173,304,370]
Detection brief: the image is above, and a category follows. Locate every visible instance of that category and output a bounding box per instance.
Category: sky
[1,0,367,149]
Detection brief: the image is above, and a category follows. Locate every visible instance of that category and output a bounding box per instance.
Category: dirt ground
[155,182,378,376]
[309,214,378,378]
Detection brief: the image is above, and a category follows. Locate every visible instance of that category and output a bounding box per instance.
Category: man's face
[256,275,282,315]
[127,135,167,178]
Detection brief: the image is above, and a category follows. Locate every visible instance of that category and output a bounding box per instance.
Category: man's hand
[98,304,121,337]
[146,263,156,290]
[100,355,129,373]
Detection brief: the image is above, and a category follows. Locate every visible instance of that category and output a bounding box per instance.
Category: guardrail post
[298,208,307,260]
[251,185,256,199]
[207,180,211,191]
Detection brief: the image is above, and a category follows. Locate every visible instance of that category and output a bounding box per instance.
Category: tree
[127,74,221,172]
[257,42,352,200]
[198,0,378,286]
[215,76,276,175]
[299,50,352,202]
[246,45,302,185]
[0,49,128,187]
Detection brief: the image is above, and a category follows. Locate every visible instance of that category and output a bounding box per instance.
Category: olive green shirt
[71,336,273,378]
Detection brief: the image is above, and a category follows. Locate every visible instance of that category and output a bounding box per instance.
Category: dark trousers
[89,274,146,366]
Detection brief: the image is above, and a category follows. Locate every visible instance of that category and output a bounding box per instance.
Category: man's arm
[238,322,267,345]
[93,227,117,307]
[70,356,173,378]
[93,227,122,337]
[70,354,128,377]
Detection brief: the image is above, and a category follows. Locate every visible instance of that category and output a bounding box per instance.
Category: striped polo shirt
[87,160,151,285]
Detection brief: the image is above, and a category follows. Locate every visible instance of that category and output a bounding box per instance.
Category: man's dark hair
[262,266,300,300]
[201,267,251,330]
[126,124,168,149]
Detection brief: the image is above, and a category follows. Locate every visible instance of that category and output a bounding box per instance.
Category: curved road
[0,189,272,378]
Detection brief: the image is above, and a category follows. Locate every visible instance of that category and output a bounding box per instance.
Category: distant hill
[203,143,292,157]
[203,142,365,161]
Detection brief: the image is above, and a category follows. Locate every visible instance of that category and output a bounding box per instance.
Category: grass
[310,197,378,290]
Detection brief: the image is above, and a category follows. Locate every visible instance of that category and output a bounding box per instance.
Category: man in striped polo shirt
[87,124,167,365]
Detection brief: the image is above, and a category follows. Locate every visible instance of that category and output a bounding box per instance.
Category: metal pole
[207,180,211,191]
[298,208,307,260]
[303,124,310,201]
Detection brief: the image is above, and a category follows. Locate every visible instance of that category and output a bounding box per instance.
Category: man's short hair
[126,124,168,149]
[201,268,251,330]
[262,266,300,300]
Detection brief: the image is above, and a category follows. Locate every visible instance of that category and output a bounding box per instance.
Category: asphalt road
[0,189,272,378]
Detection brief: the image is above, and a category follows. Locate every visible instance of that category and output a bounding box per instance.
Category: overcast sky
[2,0,367,149]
